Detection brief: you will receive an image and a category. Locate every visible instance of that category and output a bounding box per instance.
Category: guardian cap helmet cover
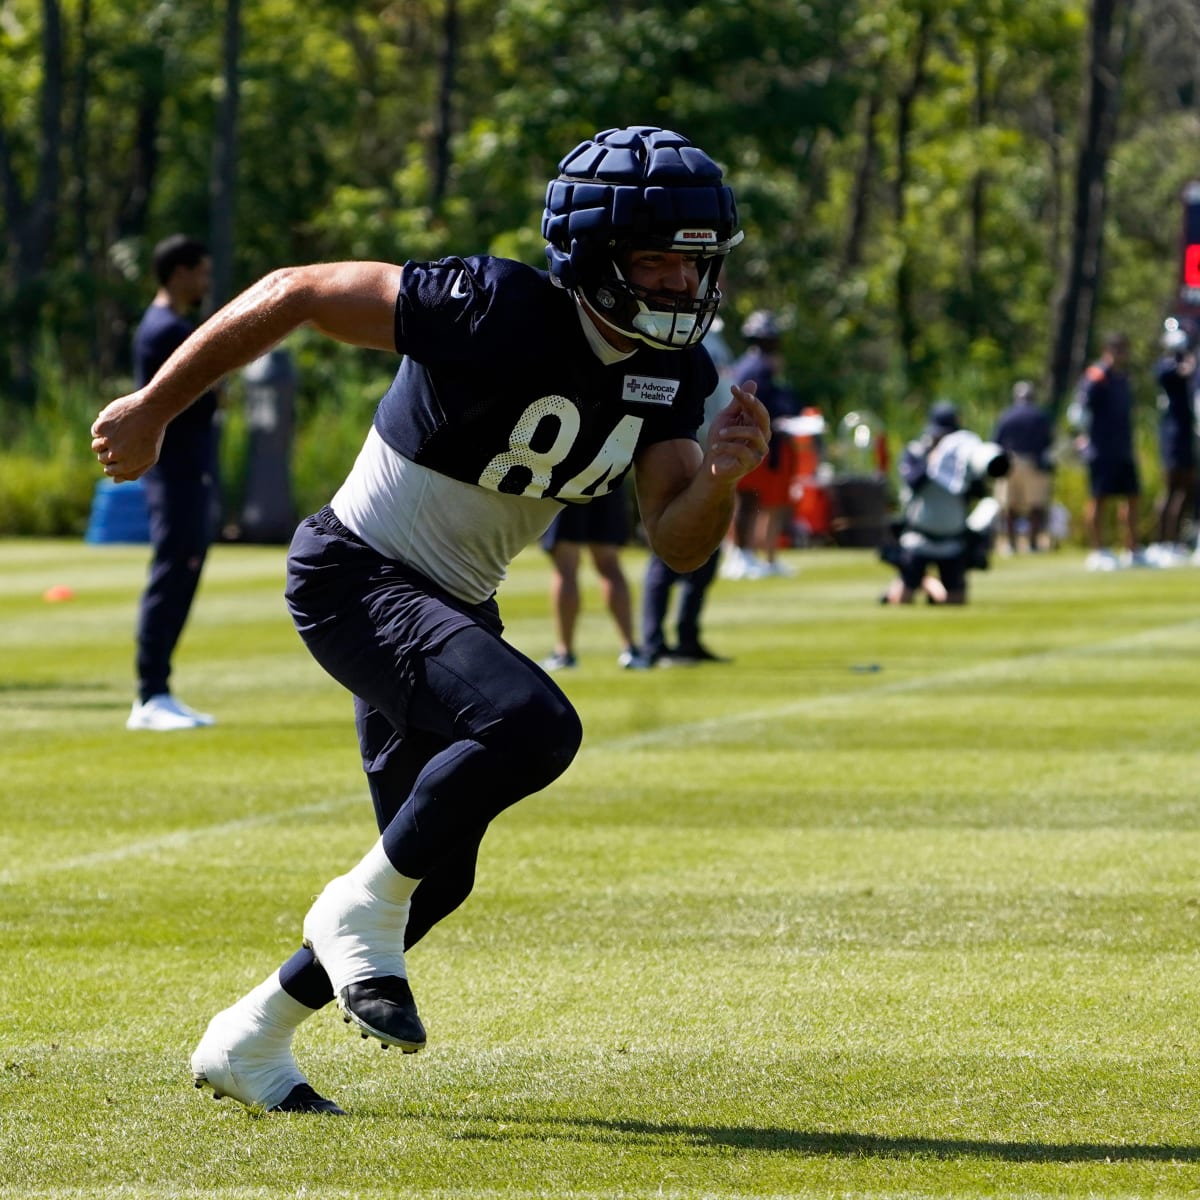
[542,126,742,349]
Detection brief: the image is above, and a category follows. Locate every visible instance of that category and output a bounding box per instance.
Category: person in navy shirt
[126,235,221,731]
[991,380,1054,552]
[1150,320,1196,559]
[91,126,769,1115]
[1073,331,1144,570]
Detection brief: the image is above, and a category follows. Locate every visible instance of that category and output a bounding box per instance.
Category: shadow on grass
[446,1117,1200,1163]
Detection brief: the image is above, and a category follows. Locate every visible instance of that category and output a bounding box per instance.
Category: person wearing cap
[880,401,1006,605]
[720,310,801,579]
[991,380,1055,553]
[1148,319,1196,563]
[90,124,768,1115]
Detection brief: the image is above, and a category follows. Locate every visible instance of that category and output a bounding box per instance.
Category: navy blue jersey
[1154,355,1197,470]
[993,401,1053,470]
[1075,362,1134,463]
[374,256,715,503]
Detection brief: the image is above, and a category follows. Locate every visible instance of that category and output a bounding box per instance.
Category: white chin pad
[632,309,698,347]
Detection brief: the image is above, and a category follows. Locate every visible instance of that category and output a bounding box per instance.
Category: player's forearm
[645,476,736,573]
[137,270,307,420]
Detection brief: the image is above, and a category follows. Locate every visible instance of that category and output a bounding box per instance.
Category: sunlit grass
[2,538,1199,1198]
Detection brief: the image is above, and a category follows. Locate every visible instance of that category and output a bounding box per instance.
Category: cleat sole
[335,992,425,1053]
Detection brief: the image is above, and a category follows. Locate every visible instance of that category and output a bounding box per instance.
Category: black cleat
[338,976,426,1052]
[269,1082,346,1115]
[667,642,732,665]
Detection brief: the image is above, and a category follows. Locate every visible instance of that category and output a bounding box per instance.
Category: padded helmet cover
[542,126,741,348]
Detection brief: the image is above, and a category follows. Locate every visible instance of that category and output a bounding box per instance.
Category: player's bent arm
[635,439,738,574]
[636,384,770,572]
[146,261,403,410]
[92,262,404,480]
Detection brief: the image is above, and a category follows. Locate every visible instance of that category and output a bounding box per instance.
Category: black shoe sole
[192,1073,345,1115]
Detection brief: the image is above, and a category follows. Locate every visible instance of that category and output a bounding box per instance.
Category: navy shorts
[1087,457,1140,498]
[540,485,630,551]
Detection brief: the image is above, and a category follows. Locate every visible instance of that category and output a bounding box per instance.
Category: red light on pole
[1186,244,1200,290]
[1180,183,1200,315]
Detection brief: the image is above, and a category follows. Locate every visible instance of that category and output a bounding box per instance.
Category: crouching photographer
[879,402,1009,605]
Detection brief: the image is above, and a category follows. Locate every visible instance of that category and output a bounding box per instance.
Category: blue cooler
[85,477,151,544]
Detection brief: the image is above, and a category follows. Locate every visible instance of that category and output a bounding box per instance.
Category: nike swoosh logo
[450,273,470,299]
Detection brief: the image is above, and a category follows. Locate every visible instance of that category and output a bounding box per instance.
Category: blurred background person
[540,485,650,671]
[880,402,1008,606]
[641,548,730,665]
[721,310,799,579]
[992,380,1054,553]
[126,234,221,732]
[1147,318,1196,565]
[1072,331,1145,571]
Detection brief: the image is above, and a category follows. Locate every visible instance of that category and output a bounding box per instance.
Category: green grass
[2,537,1199,1198]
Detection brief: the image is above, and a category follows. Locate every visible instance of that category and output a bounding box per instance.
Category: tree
[1046,0,1134,413]
[0,0,64,402]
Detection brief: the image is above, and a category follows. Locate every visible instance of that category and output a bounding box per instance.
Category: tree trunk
[0,0,64,401]
[1046,0,1132,415]
[964,30,989,344]
[431,0,459,208]
[116,45,165,240]
[893,8,932,396]
[209,0,242,311]
[843,82,881,270]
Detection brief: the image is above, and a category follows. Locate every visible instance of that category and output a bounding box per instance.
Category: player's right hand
[91,393,166,482]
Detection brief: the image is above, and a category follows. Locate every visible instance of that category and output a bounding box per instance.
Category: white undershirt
[330,304,634,604]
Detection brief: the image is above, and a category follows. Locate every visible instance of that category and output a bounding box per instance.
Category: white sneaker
[126,693,215,731]
[1147,543,1187,567]
[301,872,410,995]
[1085,549,1118,573]
[760,559,795,578]
[718,548,749,580]
[190,1003,328,1113]
[1118,548,1154,569]
[617,647,653,670]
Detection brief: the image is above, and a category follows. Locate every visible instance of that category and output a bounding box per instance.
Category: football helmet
[542,125,742,349]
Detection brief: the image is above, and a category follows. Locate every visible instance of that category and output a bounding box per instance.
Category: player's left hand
[704,381,769,481]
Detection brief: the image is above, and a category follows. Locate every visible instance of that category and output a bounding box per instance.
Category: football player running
[91,126,768,1114]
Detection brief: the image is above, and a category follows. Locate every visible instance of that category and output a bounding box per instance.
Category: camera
[926,430,1009,495]
[969,440,1010,480]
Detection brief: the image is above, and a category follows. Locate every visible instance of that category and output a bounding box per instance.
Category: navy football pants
[278,508,582,1008]
[136,465,216,700]
[641,548,719,658]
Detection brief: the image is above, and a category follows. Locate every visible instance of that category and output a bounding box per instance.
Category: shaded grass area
[2,539,1199,1198]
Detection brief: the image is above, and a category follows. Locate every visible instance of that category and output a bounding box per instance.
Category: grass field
[2,535,1199,1199]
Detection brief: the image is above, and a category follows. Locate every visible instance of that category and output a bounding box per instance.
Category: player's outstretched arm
[91,261,404,481]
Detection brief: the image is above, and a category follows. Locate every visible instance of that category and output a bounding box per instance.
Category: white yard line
[7,617,1198,884]
[593,617,1200,752]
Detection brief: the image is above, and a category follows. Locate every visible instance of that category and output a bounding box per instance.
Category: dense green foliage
[1,0,1198,532]
[3,539,1200,1196]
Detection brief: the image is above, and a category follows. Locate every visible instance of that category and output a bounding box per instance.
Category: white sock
[236,969,316,1036]
[347,838,420,906]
